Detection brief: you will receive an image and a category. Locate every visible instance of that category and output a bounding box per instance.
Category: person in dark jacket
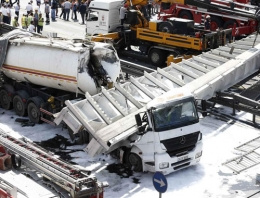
[78,2,86,24]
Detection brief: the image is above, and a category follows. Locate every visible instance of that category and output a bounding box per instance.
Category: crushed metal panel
[223,151,260,174]
[235,136,260,152]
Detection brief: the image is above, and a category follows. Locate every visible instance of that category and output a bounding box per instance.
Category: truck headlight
[195,151,202,159]
[159,162,169,169]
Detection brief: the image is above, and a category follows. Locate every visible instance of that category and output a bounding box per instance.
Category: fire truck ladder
[0,128,104,198]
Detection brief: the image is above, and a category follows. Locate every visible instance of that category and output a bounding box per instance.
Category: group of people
[58,0,90,24]
[0,0,91,34]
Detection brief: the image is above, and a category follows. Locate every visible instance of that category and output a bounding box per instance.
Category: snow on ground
[1,1,260,197]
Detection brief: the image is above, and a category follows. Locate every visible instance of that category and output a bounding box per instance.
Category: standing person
[21,14,28,29]
[78,1,86,25]
[12,16,19,27]
[28,12,33,28]
[119,4,127,26]
[14,3,19,19]
[0,10,3,23]
[63,0,71,21]
[37,13,44,33]
[36,0,41,7]
[204,15,211,30]
[33,9,39,32]
[72,0,77,21]
[1,4,8,24]
[28,20,35,32]
[59,0,64,19]
[44,1,50,24]
[70,0,74,20]
[6,4,11,24]
[26,2,33,14]
[51,0,57,21]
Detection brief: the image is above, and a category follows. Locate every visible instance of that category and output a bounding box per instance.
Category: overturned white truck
[0,24,121,123]
[54,34,260,175]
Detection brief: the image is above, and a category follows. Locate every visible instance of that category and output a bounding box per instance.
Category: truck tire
[223,20,237,29]
[149,49,167,67]
[158,22,174,33]
[128,153,143,172]
[179,10,193,20]
[27,102,41,123]
[210,16,223,31]
[13,95,26,116]
[0,89,12,110]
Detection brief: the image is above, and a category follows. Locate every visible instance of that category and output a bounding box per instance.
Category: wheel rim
[0,90,11,109]
[210,21,218,31]
[31,107,38,119]
[151,52,160,64]
[14,97,23,111]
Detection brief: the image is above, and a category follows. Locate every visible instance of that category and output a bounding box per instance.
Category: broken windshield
[152,98,199,132]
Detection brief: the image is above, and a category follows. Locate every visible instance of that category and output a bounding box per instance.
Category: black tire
[223,20,237,29]
[128,153,143,172]
[13,95,26,116]
[149,49,167,67]
[210,16,223,31]
[27,102,41,123]
[0,89,12,110]
[158,22,174,33]
[179,10,193,20]
[11,154,21,169]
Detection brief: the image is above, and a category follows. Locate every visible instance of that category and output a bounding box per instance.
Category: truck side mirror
[135,114,142,127]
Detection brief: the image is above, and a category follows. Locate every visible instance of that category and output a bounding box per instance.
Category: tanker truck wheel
[27,102,41,123]
[0,89,12,110]
[13,95,26,116]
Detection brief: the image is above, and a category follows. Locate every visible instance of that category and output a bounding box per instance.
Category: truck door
[86,10,99,35]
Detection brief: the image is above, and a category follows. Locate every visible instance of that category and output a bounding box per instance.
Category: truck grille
[160,131,200,157]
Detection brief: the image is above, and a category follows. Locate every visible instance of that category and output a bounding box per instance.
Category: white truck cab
[86,0,123,35]
[130,89,203,175]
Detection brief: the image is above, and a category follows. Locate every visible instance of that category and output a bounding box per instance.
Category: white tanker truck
[0,25,121,124]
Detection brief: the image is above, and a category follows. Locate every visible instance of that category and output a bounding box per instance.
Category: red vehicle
[158,0,259,36]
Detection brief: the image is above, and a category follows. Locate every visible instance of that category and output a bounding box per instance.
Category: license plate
[177,155,188,161]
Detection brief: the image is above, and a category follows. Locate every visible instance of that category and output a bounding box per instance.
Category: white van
[86,0,123,35]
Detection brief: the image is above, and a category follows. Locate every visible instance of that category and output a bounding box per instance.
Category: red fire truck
[158,0,259,36]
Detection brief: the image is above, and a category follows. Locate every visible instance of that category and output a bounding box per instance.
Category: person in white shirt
[26,2,33,14]
[120,5,128,25]
[1,4,8,24]
[28,21,35,32]
[6,4,11,24]
[14,3,20,19]
[63,0,71,21]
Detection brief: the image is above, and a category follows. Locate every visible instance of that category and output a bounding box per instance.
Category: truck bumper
[143,142,203,175]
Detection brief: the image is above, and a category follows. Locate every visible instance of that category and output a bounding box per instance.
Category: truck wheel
[158,22,174,33]
[149,49,167,67]
[27,102,41,123]
[210,16,223,31]
[179,10,193,20]
[13,95,26,116]
[0,89,12,110]
[128,153,143,172]
[223,20,237,29]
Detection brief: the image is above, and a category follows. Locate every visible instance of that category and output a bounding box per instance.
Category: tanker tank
[0,26,121,123]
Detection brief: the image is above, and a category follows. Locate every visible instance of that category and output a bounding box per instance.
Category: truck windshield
[152,98,199,132]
